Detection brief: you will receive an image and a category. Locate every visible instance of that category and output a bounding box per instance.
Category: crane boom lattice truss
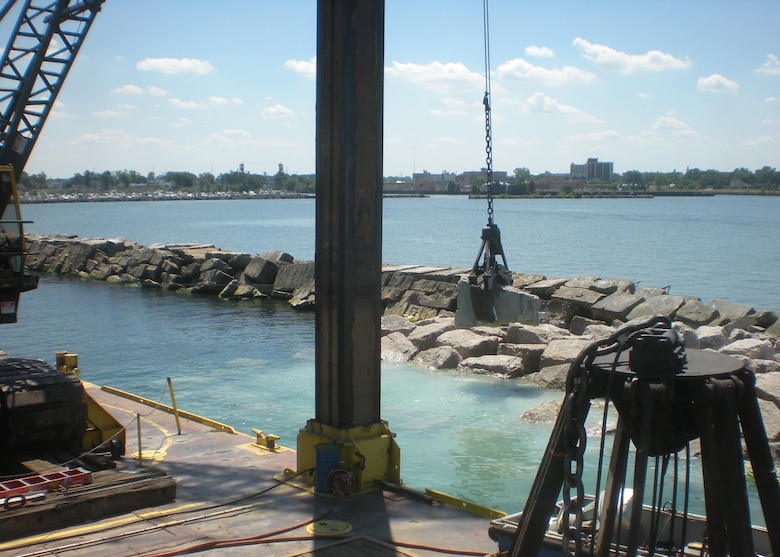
[0,0,105,181]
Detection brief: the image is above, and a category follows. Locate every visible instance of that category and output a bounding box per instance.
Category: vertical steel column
[315,0,384,428]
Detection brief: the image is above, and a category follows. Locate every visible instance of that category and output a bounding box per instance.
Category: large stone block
[437,328,500,359]
[457,354,526,378]
[591,291,645,322]
[243,256,279,284]
[407,318,456,350]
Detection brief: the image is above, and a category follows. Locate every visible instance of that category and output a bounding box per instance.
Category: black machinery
[501,315,780,557]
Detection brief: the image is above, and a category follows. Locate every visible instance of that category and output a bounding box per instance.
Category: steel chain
[559,315,673,556]
[483,91,494,225]
[561,361,588,556]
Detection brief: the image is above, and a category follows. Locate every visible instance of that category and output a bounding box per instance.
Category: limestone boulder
[243,255,279,285]
[413,346,462,370]
[719,338,776,361]
[746,359,780,374]
[381,314,416,336]
[506,323,571,344]
[675,299,719,327]
[273,261,315,298]
[525,278,567,299]
[590,291,645,323]
[192,269,233,294]
[581,324,616,340]
[512,273,546,289]
[407,318,455,350]
[755,373,780,441]
[218,279,239,299]
[522,400,562,423]
[524,363,570,390]
[457,354,525,377]
[627,295,685,320]
[708,299,755,322]
[497,343,545,373]
[200,257,233,275]
[289,286,316,311]
[540,338,592,368]
[696,326,729,350]
[551,286,604,310]
[437,328,500,359]
[381,332,419,362]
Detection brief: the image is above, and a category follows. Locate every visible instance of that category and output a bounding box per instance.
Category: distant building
[570,157,614,182]
[409,168,508,193]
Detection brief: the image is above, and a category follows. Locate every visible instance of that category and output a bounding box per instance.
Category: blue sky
[9,0,780,179]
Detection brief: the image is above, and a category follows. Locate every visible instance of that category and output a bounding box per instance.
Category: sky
[6,0,780,179]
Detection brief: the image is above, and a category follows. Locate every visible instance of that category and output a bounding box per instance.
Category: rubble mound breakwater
[24,234,780,459]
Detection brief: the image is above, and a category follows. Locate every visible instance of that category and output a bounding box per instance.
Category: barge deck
[0,382,498,557]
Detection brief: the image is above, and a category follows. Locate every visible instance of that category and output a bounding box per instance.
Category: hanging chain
[483,92,494,225]
[482,0,494,226]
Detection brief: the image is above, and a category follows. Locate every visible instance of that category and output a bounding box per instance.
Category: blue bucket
[314,443,340,494]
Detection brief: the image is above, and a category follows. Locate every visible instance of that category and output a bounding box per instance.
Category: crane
[0,0,106,322]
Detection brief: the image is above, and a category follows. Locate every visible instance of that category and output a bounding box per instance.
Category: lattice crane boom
[0,0,105,182]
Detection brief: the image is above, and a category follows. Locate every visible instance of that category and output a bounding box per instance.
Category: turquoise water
[4,195,777,517]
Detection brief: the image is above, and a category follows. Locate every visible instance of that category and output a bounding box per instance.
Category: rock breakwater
[24,234,780,460]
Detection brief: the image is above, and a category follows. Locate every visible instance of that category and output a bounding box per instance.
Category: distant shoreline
[19,189,778,204]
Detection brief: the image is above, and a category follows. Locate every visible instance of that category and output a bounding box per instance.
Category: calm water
[23,194,780,311]
[3,195,776,517]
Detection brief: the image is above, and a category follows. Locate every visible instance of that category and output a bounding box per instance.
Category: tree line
[19,164,780,195]
[19,167,315,194]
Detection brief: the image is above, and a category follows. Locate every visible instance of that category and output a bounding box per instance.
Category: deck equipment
[504,315,780,557]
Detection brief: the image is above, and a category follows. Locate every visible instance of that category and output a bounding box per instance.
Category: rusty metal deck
[0,383,498,557]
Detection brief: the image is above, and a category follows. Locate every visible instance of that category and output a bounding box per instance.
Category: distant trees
[15,164,780,196]
[613,167,780,192]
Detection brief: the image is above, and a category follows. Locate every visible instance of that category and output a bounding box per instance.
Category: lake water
[22,194,780,311]
[3,194,776,517]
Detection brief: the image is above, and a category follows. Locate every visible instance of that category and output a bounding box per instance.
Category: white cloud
[146,86,167,96]
[564,129,623,143]
[637,92,653,99]
[170,98,207,109]
[697,74,739,93]
[69,128,173,148]
[497,58,596,85]
[222,129,252,138]
[652,113,697,137]
[285,56,316,79]
[261,103,295,118]
[765,96,778,102]
[525,45,555,58]
[208,96,243,106]
[743,135,776,147]
[111,84,168,96]
[92,109,125,118]
[49,100,76,118]
[573,38,692,74]
[385,61,484,93]
[755,54,780,75]
[136,57,215,75]
[519,92,599,122]
[429,97,468,117]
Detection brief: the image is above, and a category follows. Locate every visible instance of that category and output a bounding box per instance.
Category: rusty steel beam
[314,0,385,428]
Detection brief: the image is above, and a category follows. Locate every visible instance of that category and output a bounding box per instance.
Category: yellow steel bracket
[251,428,281,451]
[296,419,401,495]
